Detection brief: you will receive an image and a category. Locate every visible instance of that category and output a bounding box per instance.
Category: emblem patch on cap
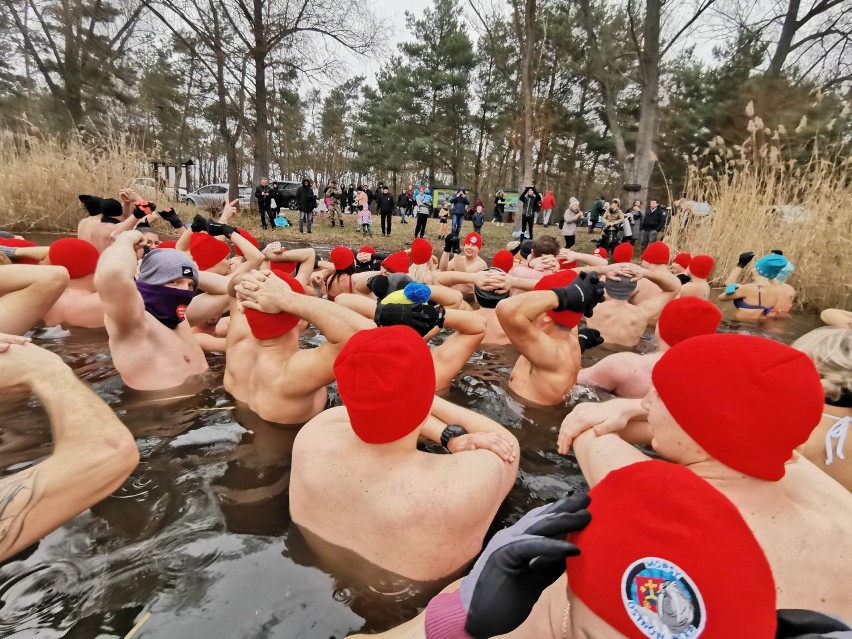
[622,557,706,639]
[182,266,194,277]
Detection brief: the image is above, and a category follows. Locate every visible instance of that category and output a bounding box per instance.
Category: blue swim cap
[775,260,795,283]
[754,254,788,279]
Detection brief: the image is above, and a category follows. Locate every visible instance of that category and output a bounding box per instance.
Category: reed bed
[664,103,851,312]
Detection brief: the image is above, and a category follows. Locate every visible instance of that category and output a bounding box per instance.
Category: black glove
[462,492,591,638]
[737,251,755,268]
[133,200,156,219]
[578,327,604,352]
[374,303,445,336]
[552,271,605,318]
[443,234,457,254]
[158,207,184,229]
[207,219,237,239]
[191,214,208,233]
[771,249,784,256]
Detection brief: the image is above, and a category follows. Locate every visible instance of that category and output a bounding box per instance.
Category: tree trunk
[512,0,536,190]
[252,3,270,182]
[766,0,801,77]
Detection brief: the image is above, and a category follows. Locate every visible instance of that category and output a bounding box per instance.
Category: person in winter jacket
[412,186,433,239]
[518,186,541,240]
[640,198,667,251]
[540,190,556,226]
[295,178,318,234]
[325,180,343,227]
[377,185,396,236]
[255,178,274,229]
[450,189,469,237]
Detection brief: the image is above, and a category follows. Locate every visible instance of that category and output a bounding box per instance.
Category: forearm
[643,269,681,293]
[572,429,650,488]
[498,291,557,328]
[93,239,138,291]
[186,293,229,326]
[281,294,374,342]
[442,308,486,335]
[432,271,479,287]
[725,266,744,285]
[429,396,515,440]
[231,232,264,266]
[428,284,464,308]
[10,246,49,262]
[821,308,852,328]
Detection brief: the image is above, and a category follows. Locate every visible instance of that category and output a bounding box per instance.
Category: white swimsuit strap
[822,413,851,466]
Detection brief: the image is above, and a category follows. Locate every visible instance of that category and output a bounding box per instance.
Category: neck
[354,424,422,456]
[824,402,852,416]
[684,458,777,491]
[256,330,300,353]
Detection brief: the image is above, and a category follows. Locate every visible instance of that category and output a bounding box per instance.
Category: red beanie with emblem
[569,460,776,639]
[331,246,355,271]
[189,233,230,271]
[243,272,305,340]
[491,249,515,273]
[534,270,583,329]
[232,229,259,257]
[652,334,824,480]
[334,325,436,443]
[592,247,607,259]
[411,238,433,265]
[689,254,715,279]
[657,298,722,347]
[382,251,410,274]
[613,243,634,264]
[464,232,482,248]
[0,238,41,265]
[672,252,691,269]
[642,241,670,265]
[48,238,99,279]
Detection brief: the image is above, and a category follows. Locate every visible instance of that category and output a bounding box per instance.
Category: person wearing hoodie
[413,186,433,239]
[450,189,469,237]
[540,190,556,226]
[518,186,541,240]
[295,178,318,234]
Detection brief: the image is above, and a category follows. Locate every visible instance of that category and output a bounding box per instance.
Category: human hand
[460,492,591,638]
[0,333,31,353]
[374,303,445,337]
[737,251,755,268]
[531,255,559,272]
[234,270,290,313]
[157,207,184,229]
[447,432,518,462]
[601,263,631,282]
[476,269,507,292]
[116,229,146,250]
[190,214,208,233]
[207,219,237,238]
[617,262,648,282]
[132,200,156,219]
[578,327,604,352]
[220,198,239,222]
[356,251,371,263]
[552,271,604,317]
[558,249,580,263]
[724,283,741,295]
[557,400,633,454]
[118,189,142,205]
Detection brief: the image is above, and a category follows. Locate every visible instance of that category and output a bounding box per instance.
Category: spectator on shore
[640,198,667,250]
[589,195,605,234]
[493,190,505,226]
[518,186,541,240]
[450,189,469,237]
[561,197,584,249]
[540,190,556,226]
[295,178,317,234]
[255,178,274,230]
[626,199,642,243]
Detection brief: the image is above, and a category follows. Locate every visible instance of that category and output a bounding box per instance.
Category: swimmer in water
[0,338,138,562]
[585,262,681,348]
[559,333,852,619]
[352,460,791,639]
[289,326,519,581]
[628,240,673,313]
[41,238,105,329]
[677,253,714,299]
[822,308,852,328]
[496,270,604,406]
[225,264,376,426]
[719,251,795,320]
[0,263,69,335]
[577,297,721,398]
[76,193,123,249]
[95,230,208,391]
[438,232,487,294]
[792,327,852,491]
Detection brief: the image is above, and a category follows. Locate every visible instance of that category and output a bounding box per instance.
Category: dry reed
[665,103,851,312]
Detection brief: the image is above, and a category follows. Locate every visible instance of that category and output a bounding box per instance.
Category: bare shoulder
[295,407,351,447]
[783,455,852,513]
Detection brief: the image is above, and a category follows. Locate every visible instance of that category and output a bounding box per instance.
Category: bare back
[577,351,662,398]
[508,328,581,405]
[88,221,124,254]
[630,278,662,307]
[478,307,511,346]
[586,301,650,348]
[290,407,516,581]
[679,279,710,300]
[43,288,105,329]
[702,457,852,617]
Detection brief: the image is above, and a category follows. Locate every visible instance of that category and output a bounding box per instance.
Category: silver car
[131,177,187,203]
[184,183,252,208]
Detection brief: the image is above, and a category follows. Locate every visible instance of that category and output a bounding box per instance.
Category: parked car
[184,183,252,209]
[131,177,187,203]
[272,181,301,209]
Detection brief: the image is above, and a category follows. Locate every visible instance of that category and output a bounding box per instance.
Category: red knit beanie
[382,251,410,274]
[48,238,99,279]
[534,270,583,329]
[652,334,824,480]
[613,243,634,263]
[232,229,259,257]
[688,254,714,279]
[243,272,305,340]
[642,241,670,265]
[189,233,230,271]
[657,298,722,347]
[491,249,515,272]
[331,246,355,271]
[464,232,482,248]
[359,246,376,255]
[672,252,691,269]
[334,326,436,443]
[411,238,433,265]
[592,247,607,259]
[0,238,40,265]
[569,460,776,639]
[158,240,178,249]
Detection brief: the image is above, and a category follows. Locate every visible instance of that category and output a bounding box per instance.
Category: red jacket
[542,191,556,209]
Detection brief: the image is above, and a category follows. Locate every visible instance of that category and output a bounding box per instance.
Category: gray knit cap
[604,278,637,301]
[138,248,199,287]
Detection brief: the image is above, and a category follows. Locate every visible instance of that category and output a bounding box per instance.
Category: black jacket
[519,189,541,216]
[642,205,667,231]
[255,184,273,207]
[377,192,396,213]
[295,184,317,213]
[396,192,408,207]
[343,188,355,207]
[364,188,375,205]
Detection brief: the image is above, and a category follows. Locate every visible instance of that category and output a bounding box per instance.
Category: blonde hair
[409,261,435,283]
[792,327,852,401]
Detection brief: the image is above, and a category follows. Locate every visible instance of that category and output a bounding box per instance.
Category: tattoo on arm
[0,467,42,558]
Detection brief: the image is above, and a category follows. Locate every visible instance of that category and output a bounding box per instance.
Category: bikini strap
[822,413,850,466]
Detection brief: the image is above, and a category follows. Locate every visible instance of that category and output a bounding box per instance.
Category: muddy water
[0,239,822,637]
